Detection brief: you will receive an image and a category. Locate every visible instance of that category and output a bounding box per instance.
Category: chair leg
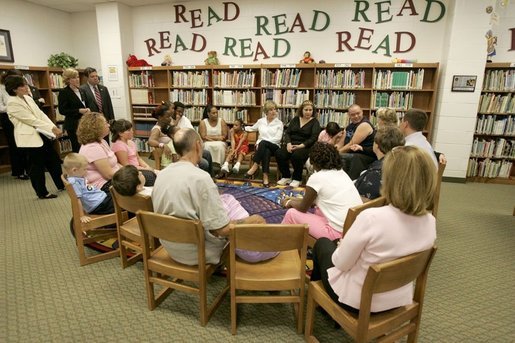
[119,234,128,269]
[305,286,316,340]
[231,286,237,335]
[144,269,157,310]
[297,287,305,334]
[199,280,208,326]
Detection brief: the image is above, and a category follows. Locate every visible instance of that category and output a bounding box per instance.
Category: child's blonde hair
[63,153,88,171]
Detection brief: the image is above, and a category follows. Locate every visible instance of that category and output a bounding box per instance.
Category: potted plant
[47,52,79,68]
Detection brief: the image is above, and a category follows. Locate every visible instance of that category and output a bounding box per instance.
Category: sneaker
[232,162,240,174]
[289,180,301,188]
[221,163,230,173]
[277,178,292,186]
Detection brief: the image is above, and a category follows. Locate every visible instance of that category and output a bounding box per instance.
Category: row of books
[212,70,256,88]
[169,89,208,106]
[467,158,513,178]
[22,73,38,87]
[218,108,250,124]
[134,138,152,153]
[475,115,515,135]
[49,73,64,89]
[171,71,209,88]
[261,69,302,88]
[482,69,515,91]
[373,69,424,90]
[318,111,349,127]
[314,91,356,109]
[129,71,155,88]
[262,89,310,107]
[134,122,155,137]
[372,91,414,109]
[470,138,515,158]
[213,90,256,106]
[315,69,366,89]
[58,138,73,154]
[477,93,515,114]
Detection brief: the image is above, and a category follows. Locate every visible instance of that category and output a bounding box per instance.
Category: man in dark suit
[80,67,114,141]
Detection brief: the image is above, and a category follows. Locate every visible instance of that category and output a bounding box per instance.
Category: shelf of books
[467,62,515,184]
[128,63,439,152]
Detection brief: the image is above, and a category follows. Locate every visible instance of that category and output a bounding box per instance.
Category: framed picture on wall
[452,75,477,92]
[0,29,14,63]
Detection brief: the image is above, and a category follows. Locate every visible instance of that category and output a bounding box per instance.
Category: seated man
[152,128,265,266]
[354,126,405,201]
[399,108,438,168]
[335,104,376,179]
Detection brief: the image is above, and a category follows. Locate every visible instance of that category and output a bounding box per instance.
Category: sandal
[243,172,255,180]
[38,193,57,200]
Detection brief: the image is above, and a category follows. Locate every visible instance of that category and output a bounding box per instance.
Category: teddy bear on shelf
[299,51,315,64]
[126,54,151,67]
[204,51,219,65]
[161,54,173,66]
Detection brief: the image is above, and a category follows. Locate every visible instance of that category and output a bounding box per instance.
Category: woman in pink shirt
[110,119,157,186]
[77,112,120,192]
[310,145,437,313]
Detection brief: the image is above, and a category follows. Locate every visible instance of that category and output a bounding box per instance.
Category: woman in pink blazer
[310,145,437,313]
[5,75,64,199]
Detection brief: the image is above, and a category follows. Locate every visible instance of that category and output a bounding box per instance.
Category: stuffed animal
[391,58,418,63]
[161,54,173,66]
[204,51,219,65]
[126,54,151,67]
[299,51,315,64]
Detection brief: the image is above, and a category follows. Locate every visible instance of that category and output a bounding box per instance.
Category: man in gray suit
[80,67,114,141]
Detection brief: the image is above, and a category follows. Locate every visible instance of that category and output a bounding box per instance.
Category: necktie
[93,86,103,113]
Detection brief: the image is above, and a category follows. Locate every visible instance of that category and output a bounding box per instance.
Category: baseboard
[442,177,466,183]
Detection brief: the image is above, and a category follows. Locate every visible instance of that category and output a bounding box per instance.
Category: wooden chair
[432,161,446,218]
[229,223,309,334]
[61,174,119,266]
[152,147,163,170]
[136,210,229,326]
[110,187,154,269]
[305,246,437,343]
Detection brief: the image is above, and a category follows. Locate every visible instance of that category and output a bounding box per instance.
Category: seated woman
[110,119,157,186]
[147,101,177,169]
[376,107,399,128]
[199,104,228,166]
[335,104,376,179]
[244,100,284,186]
[281,142,362,240]
[276,100,321,188]
[311,145,437,313]
[77,112,120,193]
[354,126,405,201]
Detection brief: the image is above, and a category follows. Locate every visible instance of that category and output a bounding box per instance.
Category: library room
[1,0,514,342]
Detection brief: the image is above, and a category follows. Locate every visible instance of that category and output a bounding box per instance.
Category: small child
[63,153,114,223]
[112,165,151,197]
[318,121,343,145]
[220,118,249,175]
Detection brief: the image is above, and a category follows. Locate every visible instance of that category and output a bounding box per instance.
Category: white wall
[131,0,450,66]
[1,0,73,66]
[70,11,102,69]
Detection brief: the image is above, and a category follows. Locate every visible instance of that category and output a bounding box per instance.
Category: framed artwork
[0,29,14,63]
[451,75,477,92]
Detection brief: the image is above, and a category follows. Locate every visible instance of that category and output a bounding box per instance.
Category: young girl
[110,119,157,186]
[219,118,249,175]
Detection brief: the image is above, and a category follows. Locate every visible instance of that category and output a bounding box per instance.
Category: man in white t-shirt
[399,108,439,168]
[152,128,265,265]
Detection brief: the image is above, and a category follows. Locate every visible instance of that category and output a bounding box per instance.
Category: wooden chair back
[110,187,154,268]
[229,223,309,334]
[342,196,387,236]
[136,210,228,326]
[432,161,446,218]
[305,246,437,343]
[152,148,163,170]
[60,174,118,266]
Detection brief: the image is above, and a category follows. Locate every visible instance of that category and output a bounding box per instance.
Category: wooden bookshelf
[467,62,514,184]
[127,62,440,152]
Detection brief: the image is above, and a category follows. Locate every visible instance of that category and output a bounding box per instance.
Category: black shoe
[38,193,57,200]
[262,182,270,188]
[243,172,255,180]
[17,174,29,180]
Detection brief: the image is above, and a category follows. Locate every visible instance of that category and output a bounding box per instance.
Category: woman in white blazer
[310,145,437,313]
[5,75,64,199]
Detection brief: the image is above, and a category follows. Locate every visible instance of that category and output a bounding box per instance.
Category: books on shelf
[262,89,309,107]
[133,105,156,120]
[134,138,151,153]
[467,158,513,178]
[58,138,72,154]
[134,122,155,137]
[275,108,297,125]
[475,115,515,135]
[318,110,349,128]
[218,108,250,124]
[213,70,256,88]
[213,90,256,106]
[482,69,515,91]
[478,93,514,114]
[315,69,365,88]
[184,107,205,122]
[372,91,413,109]
[373,69,424,89]
[49,73,64,89]
[172,71,209,87]
[261,68,302,87]
[314,90,355,109]
[169,89,207,105]
[470,137,515,158]
[129,71,155,88]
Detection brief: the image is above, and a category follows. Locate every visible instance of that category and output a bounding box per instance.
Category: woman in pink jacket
[310,145,437,313]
